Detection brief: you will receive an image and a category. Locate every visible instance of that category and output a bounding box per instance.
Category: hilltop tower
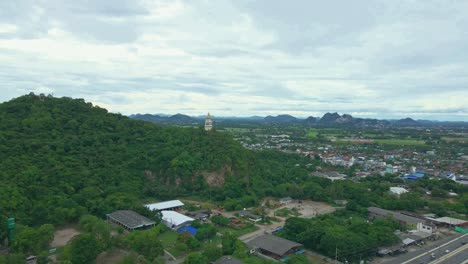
[204,113,213,131]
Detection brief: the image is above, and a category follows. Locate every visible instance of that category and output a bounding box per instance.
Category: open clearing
[50,226,81,247]
[96,249,128,264]
[284,200,336,218]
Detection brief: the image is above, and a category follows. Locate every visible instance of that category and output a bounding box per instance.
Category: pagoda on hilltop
[204,113,213,131]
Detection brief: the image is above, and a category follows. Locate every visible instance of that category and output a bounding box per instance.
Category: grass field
[374,139,426,145]
[442,137,468,142]
[218,225,259,237]
[337,138,426,146]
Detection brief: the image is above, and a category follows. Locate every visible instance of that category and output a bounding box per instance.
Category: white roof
[145,200,184,211]
[390,187,408,195]
[402,238,415,245]
[161,211,194,226]
[434,217,467,225]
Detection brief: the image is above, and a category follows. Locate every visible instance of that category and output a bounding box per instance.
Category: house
[145,200,184,211]
[238,210,262,222]
[161,210,194,230]
[390,187,409,197]
[368,207,425,229]
[279,197,293,205]
[211,256,243,264]
[106,210,156,231]
[247,234,303,260]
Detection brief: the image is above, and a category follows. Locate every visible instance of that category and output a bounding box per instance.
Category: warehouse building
[106,210,156,231]
[161,210,194,230]
[145,200,184,211]
[247,234,303,260]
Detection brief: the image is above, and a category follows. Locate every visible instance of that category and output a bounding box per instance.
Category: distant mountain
[319,112,345,124]
[394,117,419,126]
[168,113,194,123]
[131,113,201,125]
[304,116,318,124]
[264,114,299,123]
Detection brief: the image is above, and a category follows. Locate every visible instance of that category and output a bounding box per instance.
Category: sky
[0,0,467,121]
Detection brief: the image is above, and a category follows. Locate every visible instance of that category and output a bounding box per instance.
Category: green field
[218,225,259,237]
[374,139,426,145]
[442,137,468,142]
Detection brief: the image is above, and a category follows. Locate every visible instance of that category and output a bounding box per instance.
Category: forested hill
[0,94,256,226]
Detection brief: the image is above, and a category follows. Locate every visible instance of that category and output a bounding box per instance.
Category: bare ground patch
[96,249,129,264]
[50,226,81,247]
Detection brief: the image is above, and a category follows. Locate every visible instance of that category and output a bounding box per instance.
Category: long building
[368,207,425,228]
[107,210,156,231]
[145,200,184,211]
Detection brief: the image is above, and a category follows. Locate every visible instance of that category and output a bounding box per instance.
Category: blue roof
[177,226,197,235]
[404,172,426,180]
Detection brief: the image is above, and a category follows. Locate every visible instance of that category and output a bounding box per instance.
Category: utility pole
[335,245,338,264]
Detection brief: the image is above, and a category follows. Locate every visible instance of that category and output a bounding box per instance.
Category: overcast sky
[1,0,467,120]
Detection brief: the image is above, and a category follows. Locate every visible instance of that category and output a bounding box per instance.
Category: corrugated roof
[145,200,184,211]
[434,217,468,225]
[390,187,409,195]
[107,210,155,229]
[161,211,194,226]
[247,234,302,257]
[368,207,423,224]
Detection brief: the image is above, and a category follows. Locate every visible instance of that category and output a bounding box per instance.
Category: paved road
[386,233,468,264]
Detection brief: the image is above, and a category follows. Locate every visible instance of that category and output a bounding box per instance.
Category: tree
[70,234,100,264]
[203,244,222,261]
[183,253,208,264]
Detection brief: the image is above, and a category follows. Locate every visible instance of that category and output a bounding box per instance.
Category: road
[386,233,468,264]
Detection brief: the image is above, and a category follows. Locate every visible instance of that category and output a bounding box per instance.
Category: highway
[386,233,468,264]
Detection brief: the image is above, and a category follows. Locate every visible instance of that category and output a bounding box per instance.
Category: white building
[390,187,409,197]
[145,200,184,211]
[204,113,213,131]
[161,211,194,230]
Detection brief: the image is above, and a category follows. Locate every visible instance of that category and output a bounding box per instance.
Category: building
[211,256,243,264]
[238,210,262,222]
[368,207,425,228]
[145,200,184,211]
[161,210,194,230]
[403,172,426,181]
[390,187,409,197]
[247,234,303,260]
[205,113,213,131]
[279,197,293,205]
[426,216,468,227]
[106,210,156,231]
[186,210,211,221]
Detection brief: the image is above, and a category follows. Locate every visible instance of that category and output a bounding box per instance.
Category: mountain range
[131,112,467,127]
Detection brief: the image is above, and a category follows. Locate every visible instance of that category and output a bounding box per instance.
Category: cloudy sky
[1,0,467,120]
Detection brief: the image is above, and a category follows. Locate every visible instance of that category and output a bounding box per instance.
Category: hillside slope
[0,94,252,226]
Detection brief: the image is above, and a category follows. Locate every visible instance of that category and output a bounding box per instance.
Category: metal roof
[145,200,184,211]
[247,234,302,257]
[434,217,468,226]
[107,210,155,230]
[390,187,409,195]
[161,211,194,227]
[368,207,423,224]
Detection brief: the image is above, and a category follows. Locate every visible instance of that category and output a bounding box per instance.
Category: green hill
[0,94,254,225]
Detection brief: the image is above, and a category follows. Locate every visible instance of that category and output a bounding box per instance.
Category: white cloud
[0,0,467,121]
